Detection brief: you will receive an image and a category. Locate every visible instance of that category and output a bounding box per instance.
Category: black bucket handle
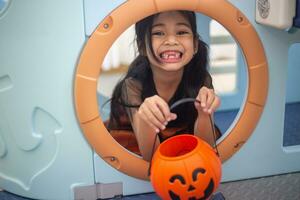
[148,98,220,176]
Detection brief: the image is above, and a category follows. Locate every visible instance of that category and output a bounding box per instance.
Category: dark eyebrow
[152,22,191,29]
[176,22,191,28]
[152,23,164,29]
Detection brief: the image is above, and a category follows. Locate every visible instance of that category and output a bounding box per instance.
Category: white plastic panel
[256,0,296,29]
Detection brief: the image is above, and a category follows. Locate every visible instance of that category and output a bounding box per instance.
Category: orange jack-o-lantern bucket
[150,134,222,200]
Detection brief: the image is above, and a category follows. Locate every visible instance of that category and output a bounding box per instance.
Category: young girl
[107,10,221,161]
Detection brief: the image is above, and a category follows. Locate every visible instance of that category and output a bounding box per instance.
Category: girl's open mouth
[159,50,183,63]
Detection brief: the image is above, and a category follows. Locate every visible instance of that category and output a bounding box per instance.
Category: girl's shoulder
[121,77,143,105]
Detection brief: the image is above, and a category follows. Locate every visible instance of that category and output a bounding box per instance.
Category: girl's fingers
[139,95,180,132]
[139,106,165,131]
[150,95,173,123]
[194,100,202,112]
[198,87,210,111]
[170,113,177,120]
[149,108,167,129]
[144,97,165,120]
[208,95,221,114]
[148,102,166,124]
[141,96,170,130]
[197,87,219,113]
[156,99,172,122]
[205,89,215,109]
[199,91,208,108]
[146,110,166,131]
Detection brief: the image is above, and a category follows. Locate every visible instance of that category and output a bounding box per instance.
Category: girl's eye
[152,31,164,36]
[177,31,190,35]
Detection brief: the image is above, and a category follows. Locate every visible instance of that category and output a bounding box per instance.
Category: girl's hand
[137,95,177,133]
[195,86,220,114]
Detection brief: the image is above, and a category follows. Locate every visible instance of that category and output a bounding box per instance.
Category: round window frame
[74,0,268,180]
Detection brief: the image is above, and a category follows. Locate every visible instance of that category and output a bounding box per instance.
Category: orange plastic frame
[74,0,268,180]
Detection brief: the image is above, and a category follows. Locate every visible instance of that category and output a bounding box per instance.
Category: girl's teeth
[162,52,180,59]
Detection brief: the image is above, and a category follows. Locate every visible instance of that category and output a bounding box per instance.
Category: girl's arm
[121,79,157,160]
[122,79,176,161]
[132,95,176,161]
[132,112,160,161]
[194,86,221,146]
[194,113,216,146]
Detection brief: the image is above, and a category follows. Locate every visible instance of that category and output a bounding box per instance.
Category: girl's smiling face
[147,11,198,72]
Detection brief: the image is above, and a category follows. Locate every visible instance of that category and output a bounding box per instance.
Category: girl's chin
[150,61,187,72]
[158,65,185,72]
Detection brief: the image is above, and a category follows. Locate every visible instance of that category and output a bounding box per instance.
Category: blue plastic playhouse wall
[0,0,300,200]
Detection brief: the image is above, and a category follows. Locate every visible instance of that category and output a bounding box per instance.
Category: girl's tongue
[160,51,182,63]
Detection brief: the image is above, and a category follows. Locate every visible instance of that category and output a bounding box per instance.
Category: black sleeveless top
[107,65,214,141]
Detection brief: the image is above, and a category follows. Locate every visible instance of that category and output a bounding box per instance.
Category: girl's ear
[194,39,199,55]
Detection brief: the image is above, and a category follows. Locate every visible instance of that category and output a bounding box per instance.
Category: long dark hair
[107,10,212,131]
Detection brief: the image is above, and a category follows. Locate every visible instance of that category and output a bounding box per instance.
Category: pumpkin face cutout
[168,167,215,200]
[150,134,222,200]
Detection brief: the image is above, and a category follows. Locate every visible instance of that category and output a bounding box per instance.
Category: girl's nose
[164,35,179,45]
